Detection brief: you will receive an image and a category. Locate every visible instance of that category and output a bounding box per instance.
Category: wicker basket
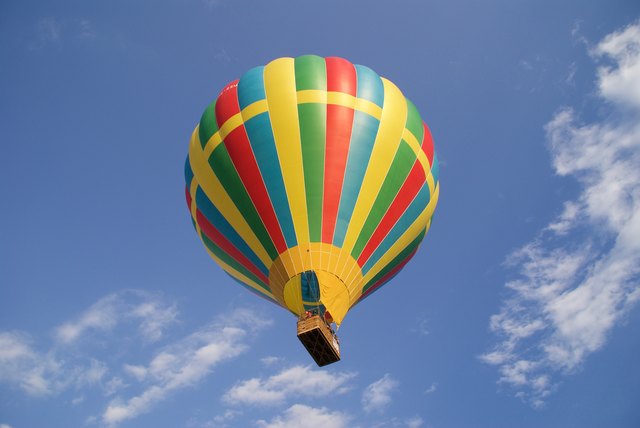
[297,315,340,367]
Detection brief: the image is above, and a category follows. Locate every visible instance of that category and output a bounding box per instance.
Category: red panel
[185,186,192,208]
[421,122,434,166]
[322,57,357,243]
[215,79,241,127]
[326,57,357,95]
[357,162,426,266]
[196,210,269,284]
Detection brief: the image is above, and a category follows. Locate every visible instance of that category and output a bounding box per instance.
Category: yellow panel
[338,78,408,275]
[188,128,272,268]
[189,175,201,237]
[283,275,305,315]
[316,270,350,325]
[264,57,310,244]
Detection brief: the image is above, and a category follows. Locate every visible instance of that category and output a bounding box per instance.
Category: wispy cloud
[102,309,271,426]
[29,17,97,50]
[482,20,640,406]
[256,404,351,428]
[361,374,398,414]
[0,292,271,427]
[224,365,356,407]
[0,331,107,396]
[55,290,177,344]
[424,382,437,394]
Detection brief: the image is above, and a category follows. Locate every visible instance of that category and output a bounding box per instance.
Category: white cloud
[123,364,147,381]
[593,21,640,109]
[0,332,107,396]
[260,356,284,366]
[55,290,177,344]
[101,309,271,427]
[482,20,640,405]
[405,416,424,428]
[0,331,59,395]
[256,404,351,428]
[0,424,13,428]
[362,374,398,414]
[223,365,356,406]
[424,382,437,394]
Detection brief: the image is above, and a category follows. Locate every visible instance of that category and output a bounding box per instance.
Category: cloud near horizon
[481,20,640,406]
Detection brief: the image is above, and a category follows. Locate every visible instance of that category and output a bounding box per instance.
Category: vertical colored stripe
[321,57,357,243]
[199,101,219,149]
[264,58,310,245]
[295,55,327,242]
[242,113,298,248]
[330,65,384,246]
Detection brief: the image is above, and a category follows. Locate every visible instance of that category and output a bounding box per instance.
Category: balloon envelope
[185,55,439,325]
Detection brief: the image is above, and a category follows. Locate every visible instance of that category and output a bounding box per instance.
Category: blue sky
[1,1,640,427]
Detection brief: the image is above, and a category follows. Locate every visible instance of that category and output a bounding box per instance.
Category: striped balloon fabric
[185,55,439,325]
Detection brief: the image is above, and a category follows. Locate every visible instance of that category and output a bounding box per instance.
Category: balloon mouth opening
[283,269,350,326]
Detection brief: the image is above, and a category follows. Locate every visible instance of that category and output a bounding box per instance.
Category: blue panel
[431,153,440,185]
[243,112,298,248]
[332,112,380,246]
[238,66,266,109]
[355,65,384,108]
[184,156,194,185]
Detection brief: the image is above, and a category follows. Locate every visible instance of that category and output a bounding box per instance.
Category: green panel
[208,145,279,260]
[351,142,417,259]
[294,55,327,91]
[405,99,424,144]
[362,228,426,293]
[198,101,219,149]
[298,103,326,242]
[295,55,327,242]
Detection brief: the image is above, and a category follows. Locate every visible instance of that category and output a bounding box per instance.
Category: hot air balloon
[185,55,439,366]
